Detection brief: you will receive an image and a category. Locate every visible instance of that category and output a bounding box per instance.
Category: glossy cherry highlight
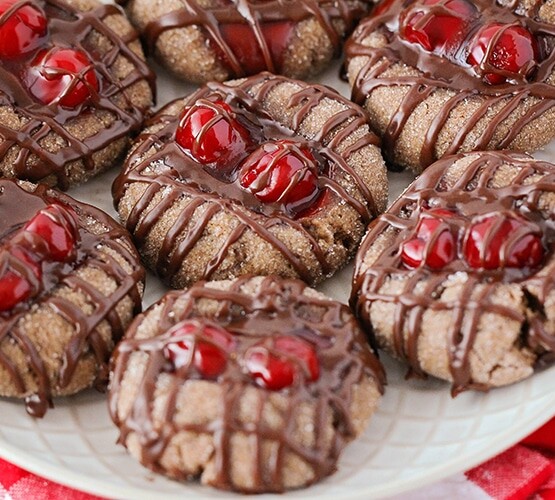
[0,247,41,312]
[163,321,236,378]
[401,208,457,270]
[25,47,99,108]
[24,204,78,261]
[464,213,544,269]
[245,335,319,391]
[400,0,476,55]
[176,99,251,168]
[467,24,539,85]
[239,140,320,216]
[0,0,47,59]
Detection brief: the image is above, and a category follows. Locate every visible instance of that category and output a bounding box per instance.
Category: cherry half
[216,21,295,75]
[24,47,99,108]
[400,0,476,55]
[0,0,47,59]
[0,247,41,312]
[245,335,320,391]
[401,208,457,270]
[467,23,539,85]
[239,140,321,217]
[163,321,236,378]
[464,213,544,269]
[175,99,251,169]
[24,204,78,261]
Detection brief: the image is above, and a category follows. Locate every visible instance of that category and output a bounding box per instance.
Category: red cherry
[0,247,41,312]
[163,321,235,378]
[400,0,476,54]
[216,21,295,75]
[24,48,99,108]
[245,335,319,391]
[464,214,543,269]
[239,140,320,216]
[24,204,78,261]
[467,24,538,85]
[0,0,47,59]
[175,99,251,168]
[401,208,457,269]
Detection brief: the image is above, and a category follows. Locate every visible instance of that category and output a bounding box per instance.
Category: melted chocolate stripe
[144,0,364,75]
[115,73,382,285]
[0,181,144,416]
[352,152,555,391]
[0,0,154,188]
[110,276,385,492]
[345,0,555,168]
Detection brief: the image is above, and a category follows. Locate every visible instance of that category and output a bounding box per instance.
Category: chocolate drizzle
[113,73,382,286]
[0,0,154,189]
[109,275,385,493]
[351,151,555,393]
[0,179,144,417]
[344,0,555,169]
[143,0,365,77]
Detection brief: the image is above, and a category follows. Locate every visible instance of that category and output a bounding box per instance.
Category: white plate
[0,55,554,500]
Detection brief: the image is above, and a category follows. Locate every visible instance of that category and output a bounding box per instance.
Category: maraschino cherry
[176,99,251,168]
[467,23,539,84]
[464,213,544,269]
[24,204,78,261]
[0,0,47,59]
[164,321,236,378]
[401,208,457,269]
[400,0,476,55]
[239,140,320,216]
[0,247,41,312]
[245,335,319,391]
[216,21,295,75]
[25,47,99,108]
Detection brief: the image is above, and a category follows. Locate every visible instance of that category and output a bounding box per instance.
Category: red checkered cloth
[0,418,554,499]
[466,418,555,500]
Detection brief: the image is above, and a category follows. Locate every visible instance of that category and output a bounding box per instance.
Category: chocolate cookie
[126,0,369,83]
[113,73,388,288]
[109,275,385,493]
[0,0,154,189]
[344,0,555,172]
[351,151,555,393]
[0,179,144,417]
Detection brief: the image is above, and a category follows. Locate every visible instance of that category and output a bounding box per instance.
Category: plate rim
[0,389,553,500]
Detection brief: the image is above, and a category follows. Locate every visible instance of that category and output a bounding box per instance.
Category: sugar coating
[110,276,382,492]
[0,182,144,403]
[126,0,364,83]
[115,75,388,287]
[346,0,555,173]
[0,0,153,188]
[354,153,555,389]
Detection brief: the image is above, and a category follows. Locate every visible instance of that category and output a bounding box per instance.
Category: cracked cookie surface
[126,0,369,83]
[113,73,387,288]
[0,0,154,189]
[345,0,555,173]
[0,178,144,417]
[109,275,385,493]
[351,151,555,392]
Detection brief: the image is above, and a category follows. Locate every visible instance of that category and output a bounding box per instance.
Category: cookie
[351,151,555,393]
[344,0,555,172]
[113,72,388,288]
[109,275,385,493]
[0,0,154,189]
[0,178,144,417]
[126,0,369,83]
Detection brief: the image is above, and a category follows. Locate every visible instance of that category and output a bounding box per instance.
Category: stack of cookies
[0,0,553,494]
